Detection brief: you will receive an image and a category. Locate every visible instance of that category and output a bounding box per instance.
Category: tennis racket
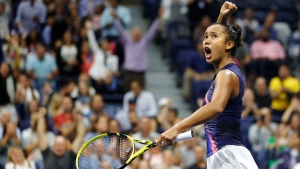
[76,130,194,169]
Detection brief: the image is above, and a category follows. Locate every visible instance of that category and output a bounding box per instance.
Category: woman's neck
[215,56,235,73]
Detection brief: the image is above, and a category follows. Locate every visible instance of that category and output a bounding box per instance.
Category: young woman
[158,2,258,169]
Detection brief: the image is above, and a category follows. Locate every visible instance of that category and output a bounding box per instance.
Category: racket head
[76,133,135,169]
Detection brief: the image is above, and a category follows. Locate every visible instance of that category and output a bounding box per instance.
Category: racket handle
[174,130,194,142]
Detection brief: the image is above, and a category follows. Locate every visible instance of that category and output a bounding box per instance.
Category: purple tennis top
[202,63,245,157]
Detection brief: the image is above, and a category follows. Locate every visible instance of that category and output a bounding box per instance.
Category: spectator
[78,0,102,19]
[123,81,157,118]
[2,31,28,71]
[21,108,55,169]
[94,71,124,94]
[144,145,163,168]
[101,0,131,39]
[48,82,73,115]
[18,99,39,131]
[42,14,56,50]
[242,88,260,118]
[14,74,40,104]
[0,62,17,123]
[84,94,106,127]
[269,64,299,116]
[53,96,77,139]
[193,15,212,43]
[15,0,46,34]
[282,94,300,125]
[157,98,181,131]
[137,160,152,169]
[5,146,36,169]
[85,21,119,84]
[234,40,251,77]
[55,31,81,77]
[256,13,278,41]
[91,4,104,32]
[26,43,58,90]
[240,8,259,44]
[112,8,162,91]
[277,133,300,169]
[174,136,199,168]
[182,41,214,101]
[132,117,160,149]
[253,77,271,108]
[0,2,9,38]
[84,114,109,141]
[79,41,94,76]
[155,149,181,169]
[186,145,207,169]
[250,29,285,80]
[248,107,277,168]
[40,82,53,107]
[0,122,21,165]
[74,81,92,115]
[25,30,42,53]
[0,111,21,140]
[37,113,84,169]
[108,119,119,133]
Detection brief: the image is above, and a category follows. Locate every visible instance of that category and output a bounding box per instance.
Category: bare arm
[37,116,48,151]
[24,141,39,155]
[72,120,85,153]
[216,1,237,24]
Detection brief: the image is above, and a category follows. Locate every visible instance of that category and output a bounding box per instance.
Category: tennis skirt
[207,145,258,169]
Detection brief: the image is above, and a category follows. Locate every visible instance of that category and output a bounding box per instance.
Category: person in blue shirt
[182,41,214,101]
[158,2,258,169]
[26,42,58,91]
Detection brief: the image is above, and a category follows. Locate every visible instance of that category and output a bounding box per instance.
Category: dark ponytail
[214,23,243,56]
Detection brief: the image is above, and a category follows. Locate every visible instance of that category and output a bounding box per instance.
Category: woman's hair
[216,23,243,56]
[7,146,25,163]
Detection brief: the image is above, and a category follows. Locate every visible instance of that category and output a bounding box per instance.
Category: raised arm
[72,116,85,154]
[144,8,163,43]
[216,1,238,24]
[37,108,49,151]
[158,70,237,145]
[85,21,102,53]
[111,10,130,42]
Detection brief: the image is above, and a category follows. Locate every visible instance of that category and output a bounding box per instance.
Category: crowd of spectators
[0,0,300,169]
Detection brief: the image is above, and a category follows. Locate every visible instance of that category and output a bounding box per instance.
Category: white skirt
[207,145,258,169]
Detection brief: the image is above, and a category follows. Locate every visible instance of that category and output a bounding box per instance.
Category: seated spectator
[95,71,124,94]
[15,0,46,34]
[155,149,181,169]
[277,133,300,169]
[22,108,55,169]
[112,9,162,91]
[0,62,17,123]
[14,74,40,104]
[182,41,214,101]
[0,122,21,165]
[79,41,94,76]
[19,99,40,130]
[242,88,260,118]
[248,107,277,168]
[187,145,207,169]
[53,96,77,140]
[227,13,245,38]
[25,30,42,53]
[132,117,160,149]
[193,15,212,43]
[40,82,53,107]
[0,111,21,140]
[84,94,107,127]
[240,8,259,44]
[0,2,9,38]
[37,113,84,169]
[5,146,36,169]
[48,82,73,115]
[249,29,285,80]
[84,114,109,141]
[26,43,58,90]
[269,64,299,116]
[74,81,92,115]
[123,81,157,118]
[174,136,199,168]
[55,31,81,77]
[108,119,120,133]
[85,21,119,84]
[2,31,28,71]
[157,98,181,131]
[253,77,271,108]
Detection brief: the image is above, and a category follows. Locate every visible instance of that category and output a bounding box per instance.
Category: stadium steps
[127,5,192,118]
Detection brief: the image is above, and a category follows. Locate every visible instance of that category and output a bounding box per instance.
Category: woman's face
[63,32,73,44]
[203,24,229,64]
[0,62,10,77]
[108,120,119,133]
[28,100,39,113]
[95,116,108,133]
[92,96,103,110]
[9,147,24,163]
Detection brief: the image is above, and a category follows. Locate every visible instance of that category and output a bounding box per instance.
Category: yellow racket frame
[76,133,157,169]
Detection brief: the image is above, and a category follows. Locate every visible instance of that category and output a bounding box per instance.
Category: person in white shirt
[123,81,157,118]
[5,146,36,169]
[85,21,118,82]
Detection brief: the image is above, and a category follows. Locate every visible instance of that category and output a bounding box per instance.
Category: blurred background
[0,0,300,169]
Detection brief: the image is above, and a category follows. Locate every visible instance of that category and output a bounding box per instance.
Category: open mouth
[204,47,211,54]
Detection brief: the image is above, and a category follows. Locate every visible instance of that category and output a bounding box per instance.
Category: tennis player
[158,1,258,169]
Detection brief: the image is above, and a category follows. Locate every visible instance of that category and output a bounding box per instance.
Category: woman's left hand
[157,126,180,147]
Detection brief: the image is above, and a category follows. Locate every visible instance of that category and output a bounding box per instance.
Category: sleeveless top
[202,63,245,157]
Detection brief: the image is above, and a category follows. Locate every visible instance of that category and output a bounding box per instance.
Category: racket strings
[78,135,133,169]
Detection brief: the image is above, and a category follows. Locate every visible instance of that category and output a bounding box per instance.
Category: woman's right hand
[220,1,238,18]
